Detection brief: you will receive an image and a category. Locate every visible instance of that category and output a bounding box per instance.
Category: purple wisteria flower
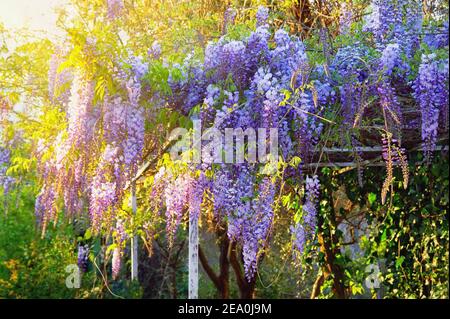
[77,244,90,273]
[412,54,449,162]
[107,0,124,20]
[256,6,269,27]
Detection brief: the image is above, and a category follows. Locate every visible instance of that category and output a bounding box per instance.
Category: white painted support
[317,145,448,153]
[304,162,385,168]
[188,214,199,299]
[131,182,138,281]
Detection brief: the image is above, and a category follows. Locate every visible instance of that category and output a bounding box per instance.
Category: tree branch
[198,244,222,291]
[229,242,246,292]
[124,140,173,190]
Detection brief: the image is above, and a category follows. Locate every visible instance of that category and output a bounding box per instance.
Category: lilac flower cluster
[148,41,162,60]
[110,218,127,280]
[402,0,423,57]
[164,173,190,246]
[423,22,449,49]
[291,175,320,260]
[303,175,320,228]
[290,223,306,261]
[223,8,237,33]
[127,56,148,81]
[124,79,145,175]
[114,219,128,243]
[377,81,402,127]
[63,159,85,216]
[363,0,395,44]
[150,166,169,214]
[188,172,208,221]
[0,147,15,196]
[35,184,57,234]
[412,54,449,162]
[380,43,405,77]
[107,0,124,20]
[111,247,121,279]
[167,55,207,115]
[271,29,309,84]
[77,244,90,273]
[364,0,423,55]
[314,78,336,107]
[339,2,353,35]
[242,177,275,280]
[245,26,271,76]
[381,135,406,164]
[256,6,269,27]
[66,73,96,151]
[89,178,117,233]
[88,144,122,233]
[211,166,276,281]
[48,49,72,105]
[212,167,238,220]
[162,171,209,246]
[225,165,255,242]
[209,40,248,89]
[331,44,369,126]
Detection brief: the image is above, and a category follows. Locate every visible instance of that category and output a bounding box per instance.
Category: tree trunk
[229,242,256,299]
[198,225,230,298]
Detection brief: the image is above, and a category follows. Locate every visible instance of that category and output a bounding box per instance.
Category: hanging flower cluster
[0,147,15,197]
[412,54,449,162]
[291,175,320,261]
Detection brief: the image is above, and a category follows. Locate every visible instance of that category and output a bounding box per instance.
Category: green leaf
[381,229,387,242]
[282,194,291,208]
[289,156,302,168]
[94,76,107,102]
[84,229,92,240]
[294,211,302,224]
[368,193,377,205]
[395,256,405,269]
[106,243,117,255]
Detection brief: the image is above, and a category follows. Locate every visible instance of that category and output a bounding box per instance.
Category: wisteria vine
[25,1,449,282]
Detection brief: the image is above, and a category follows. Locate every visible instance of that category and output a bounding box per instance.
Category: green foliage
[0,186,144,298]
[0,186,79,298]
[313,155,449,299]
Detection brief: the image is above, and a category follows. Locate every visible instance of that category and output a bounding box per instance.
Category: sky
[0,0,70,115]
[0,0,67,35]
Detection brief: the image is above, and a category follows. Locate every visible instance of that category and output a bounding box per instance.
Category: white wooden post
[131,181,138,281]
[188,213,199,299]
